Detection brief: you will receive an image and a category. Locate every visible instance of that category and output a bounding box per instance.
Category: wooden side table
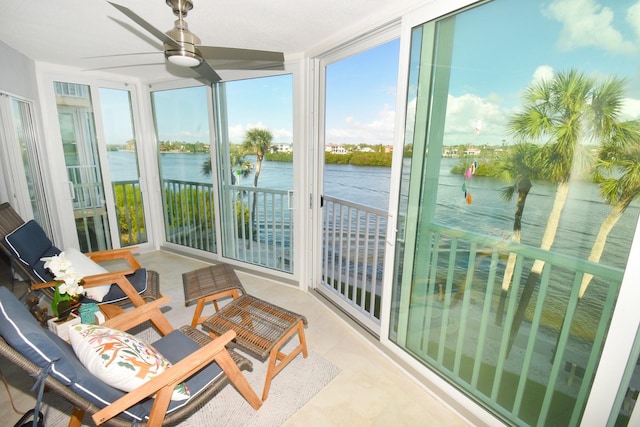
[183,264,308,401]
[182,263,245,327]
[201,295,308,401]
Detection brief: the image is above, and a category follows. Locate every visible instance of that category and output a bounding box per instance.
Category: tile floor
[0,250,472,426]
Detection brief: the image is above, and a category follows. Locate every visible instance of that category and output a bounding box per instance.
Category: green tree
[492,142,542,325]
[242,128,273,187]
[580,120,640,297]
[507,70,627,352]
[201,145,252,184]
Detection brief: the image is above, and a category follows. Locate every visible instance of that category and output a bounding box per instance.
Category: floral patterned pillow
[68,324,190,401]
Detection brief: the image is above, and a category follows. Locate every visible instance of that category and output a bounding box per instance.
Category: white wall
[0,41,40,204]
[0,41,38,100]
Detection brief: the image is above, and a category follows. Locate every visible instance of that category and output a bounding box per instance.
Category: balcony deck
[0,250,470,426]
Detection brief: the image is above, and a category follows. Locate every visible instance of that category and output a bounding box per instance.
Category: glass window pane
[320,39,400,330]
[215,75,294,272]
[151,86,216,252]
[99,87,148,246]
[10,98,52,235]
[391,1,640,425]
[54,82,111,252]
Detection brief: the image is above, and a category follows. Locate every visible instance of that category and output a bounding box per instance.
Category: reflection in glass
[99,87,148,246]
[151,86,217,253]
[390,1,640,425]
[10,98,52,235]
[215,75,294,272]
[54,82,111,252]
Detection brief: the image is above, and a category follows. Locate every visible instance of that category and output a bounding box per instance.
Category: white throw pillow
[68,324,190,401]
[63,247,112,302]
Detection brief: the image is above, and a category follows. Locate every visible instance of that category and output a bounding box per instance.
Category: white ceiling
[0,0,422,82]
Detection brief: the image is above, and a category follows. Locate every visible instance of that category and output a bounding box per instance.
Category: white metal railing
[321,196,387,330]
[223,184,293,272]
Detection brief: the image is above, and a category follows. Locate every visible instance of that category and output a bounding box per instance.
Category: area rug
[39,304,341,426]
[40,341,339,427]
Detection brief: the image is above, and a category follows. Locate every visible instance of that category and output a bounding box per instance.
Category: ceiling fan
[107,0,285,84]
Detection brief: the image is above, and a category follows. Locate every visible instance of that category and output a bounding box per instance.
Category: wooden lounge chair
[0,202,160,312]
[0,286,262,426]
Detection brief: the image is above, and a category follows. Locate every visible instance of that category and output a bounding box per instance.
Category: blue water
[108,151,638,270]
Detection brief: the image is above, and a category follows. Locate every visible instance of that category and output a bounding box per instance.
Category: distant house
[443,147,459,158]
[464,148,481,156]
[385,145,393,153]
[272,143,293,153]
[325,144,347,154]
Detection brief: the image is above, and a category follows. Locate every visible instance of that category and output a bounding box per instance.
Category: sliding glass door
[390,1,640,425]
[99,87,148,247]
[0,93,52,235]
[214,75,294,273]
[319,39,400,333]
[52,80,151,252]
[150,85,218,253]
[54,82,111,252]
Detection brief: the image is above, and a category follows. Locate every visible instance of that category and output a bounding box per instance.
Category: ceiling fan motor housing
[165,19,202,67]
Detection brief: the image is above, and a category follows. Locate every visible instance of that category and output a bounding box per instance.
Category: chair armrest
[92,330,250,426]
[80,270,137,287]
[101,296,174,336]
[85,247,142,270]
[29,281,57,291]
[29,270,136,290]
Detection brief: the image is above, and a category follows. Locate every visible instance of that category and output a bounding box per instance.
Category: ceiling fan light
[167,51,201,67]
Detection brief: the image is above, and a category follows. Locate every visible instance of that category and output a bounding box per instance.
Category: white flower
[42,251,72,273]
[40,252,85,297]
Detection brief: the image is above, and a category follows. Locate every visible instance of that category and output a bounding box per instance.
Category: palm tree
[201,144,252,184]
[506,69,627,353]
[242,128,273,188]
[580,120,640,298]
[492,142,541,325]
[242,128,273,236]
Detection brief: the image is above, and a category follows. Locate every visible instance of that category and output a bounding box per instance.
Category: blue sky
[438,0,640,146]
[102,0,640,148]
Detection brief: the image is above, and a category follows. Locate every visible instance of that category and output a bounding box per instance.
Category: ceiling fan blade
[82,52,161,59]
[198,46,284,70]
[108,1,180,48]
[84,62,166,71]
[192,60,222,84]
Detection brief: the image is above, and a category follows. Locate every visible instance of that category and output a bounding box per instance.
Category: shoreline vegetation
[112,140,608,185]
[111,141,408,167]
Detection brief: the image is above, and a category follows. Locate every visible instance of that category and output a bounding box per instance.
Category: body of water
[108,150,638,273]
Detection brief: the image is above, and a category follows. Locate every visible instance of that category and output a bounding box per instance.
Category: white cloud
[229,122,278,144]
[532,65,555,84]
[444,93,511,145]
[621,97,640,120]
[228,124,244,142]
[271,127,293,142]
[326,104,396,145]
[545,0,637,54]
[628,1,640,40]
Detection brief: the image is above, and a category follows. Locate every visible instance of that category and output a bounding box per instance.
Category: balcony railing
[397,223,625,426]
[112,181,386,330]
[112,180,147,246]
[321,196,387,331]
[222,184,293,272]
[162,179,217,253]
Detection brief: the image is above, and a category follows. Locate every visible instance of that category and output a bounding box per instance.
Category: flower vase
[51,285,79,320]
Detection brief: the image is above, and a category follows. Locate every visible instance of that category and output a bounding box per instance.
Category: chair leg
[68,407,85,427]
[214,349,262,410]
[262,320,308,401]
